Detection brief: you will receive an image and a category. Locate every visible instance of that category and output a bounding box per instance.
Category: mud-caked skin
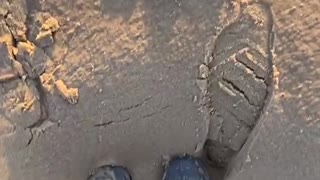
[205,2,275,167]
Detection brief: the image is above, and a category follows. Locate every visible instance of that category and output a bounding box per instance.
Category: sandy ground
[227,0,320,179]
[0,0,319,180]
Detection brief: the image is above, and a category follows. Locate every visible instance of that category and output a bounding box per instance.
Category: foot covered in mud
[204,2,275,167]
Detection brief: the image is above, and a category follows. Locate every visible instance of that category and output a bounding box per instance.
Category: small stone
[55,80,79,104]
[42,17,60,32]
[192,95,198,102]
[245,155,251,163]
[204,52,213,65]
[196,79,207,92]
[27,12,59,46]
[198,64,209,79]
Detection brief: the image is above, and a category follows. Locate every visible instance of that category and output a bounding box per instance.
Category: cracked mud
[0,0,77,145]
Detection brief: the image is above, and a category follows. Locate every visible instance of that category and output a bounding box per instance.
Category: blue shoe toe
[88,166,131,180]
[163,155,210,180]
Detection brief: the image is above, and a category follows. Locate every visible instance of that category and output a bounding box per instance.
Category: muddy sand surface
[0,0,320,180]
[0,0,224,179]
